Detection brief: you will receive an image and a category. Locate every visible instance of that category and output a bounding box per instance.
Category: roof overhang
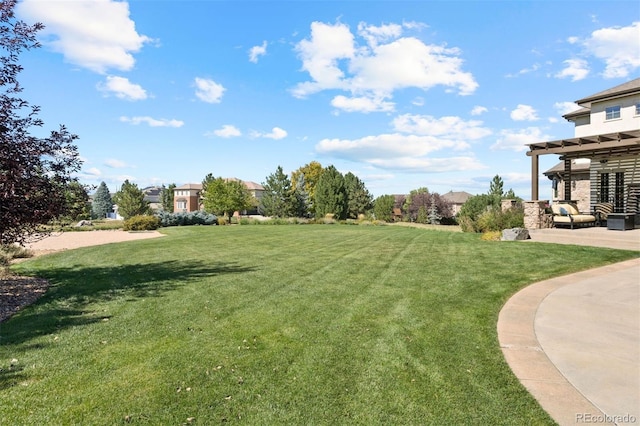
[526,129,640,160]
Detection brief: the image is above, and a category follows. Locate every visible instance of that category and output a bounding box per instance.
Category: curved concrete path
[498,258,640,425]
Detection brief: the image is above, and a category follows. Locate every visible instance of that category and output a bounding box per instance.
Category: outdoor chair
[593,202,614,226]
[551,201,596,229]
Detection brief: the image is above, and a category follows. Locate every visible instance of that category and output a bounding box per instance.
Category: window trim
[605,105,621,121]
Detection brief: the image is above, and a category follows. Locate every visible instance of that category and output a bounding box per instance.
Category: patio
[527,226,640,251]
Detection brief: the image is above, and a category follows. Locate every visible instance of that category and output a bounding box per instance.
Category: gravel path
[1,230,164,323]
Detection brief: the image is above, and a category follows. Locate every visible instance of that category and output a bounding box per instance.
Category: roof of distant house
[543,159,591,175]
[174,179,264,192]
[441,191,473,204]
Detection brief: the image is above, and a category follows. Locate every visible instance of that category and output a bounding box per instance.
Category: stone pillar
[524,200,551,229]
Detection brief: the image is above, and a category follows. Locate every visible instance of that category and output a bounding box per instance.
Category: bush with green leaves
[123,215,161,231]
[155,211,218,227]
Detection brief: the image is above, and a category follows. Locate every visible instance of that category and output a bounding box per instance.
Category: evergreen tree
[314,165,347,219]
[63,181,91,222]
[112,180,151,220]
[92,181,113,219]
[261,166,293,218]
[160,183,176,212]
[489,174,504,198]
[291,173,309,217]
[427,194,442,225]
[344,172,373,219]
[373,195,395,222]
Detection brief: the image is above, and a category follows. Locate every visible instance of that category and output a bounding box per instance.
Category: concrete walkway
[499,229,639,425]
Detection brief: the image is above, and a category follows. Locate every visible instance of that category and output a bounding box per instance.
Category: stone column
[524,200,550,229]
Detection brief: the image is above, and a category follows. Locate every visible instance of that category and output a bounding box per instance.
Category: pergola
[526,129,640,201]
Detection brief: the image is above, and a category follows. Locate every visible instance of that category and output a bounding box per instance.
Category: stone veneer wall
[524,200,552,229]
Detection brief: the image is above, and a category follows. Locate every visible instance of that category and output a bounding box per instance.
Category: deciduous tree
[291,161,323,215]
[202,175,252,222]
[0,1,82,245]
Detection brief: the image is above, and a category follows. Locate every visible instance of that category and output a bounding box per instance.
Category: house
[525,78,640,228]
[173,179,265,214]
[141,186,162,211]
[441,191,473,216]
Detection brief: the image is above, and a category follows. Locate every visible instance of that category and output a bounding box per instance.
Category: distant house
[141,186,162,211]
[441,191,473,216]
[173,179,265,214]
[173,183,203,213]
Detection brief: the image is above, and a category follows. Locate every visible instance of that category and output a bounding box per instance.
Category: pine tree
[112,180,150,220]
[92,181,113,219]
[261,166,293,218]
[314,165,347,219]
[373,195,396,222]
[344,172,373,219]
[160,183,176,212]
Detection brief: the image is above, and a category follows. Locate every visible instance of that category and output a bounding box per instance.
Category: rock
[501,227,530,241]
[75,220,93,227]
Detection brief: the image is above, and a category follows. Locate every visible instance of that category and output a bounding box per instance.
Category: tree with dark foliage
[0,0,82,246]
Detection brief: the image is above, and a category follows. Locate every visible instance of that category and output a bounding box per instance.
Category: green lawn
[1,225,637,425]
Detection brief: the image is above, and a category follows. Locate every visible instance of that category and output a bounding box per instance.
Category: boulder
[75,220,93,227]
[501,227,530,241]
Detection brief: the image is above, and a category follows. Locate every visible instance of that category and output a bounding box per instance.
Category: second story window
[635,103,640,116]
[605,105,621,120]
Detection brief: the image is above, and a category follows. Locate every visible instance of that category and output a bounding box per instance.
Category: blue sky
[15,0,640,198]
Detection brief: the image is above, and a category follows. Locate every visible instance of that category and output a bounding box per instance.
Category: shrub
[155,211,217,227]
[481,231,502,241]
[123,215,161,231]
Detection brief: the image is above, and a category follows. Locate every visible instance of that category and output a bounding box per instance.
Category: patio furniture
[551,201,596,229]
[607,213,635,231]
[593,202,614,226]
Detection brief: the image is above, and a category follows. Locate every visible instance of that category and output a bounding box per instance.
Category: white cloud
[252,127,288,140]
[249,41,268,63]
[491,127,552,151]
[316,129,486,173]
[331,95,395,113]
[510,104,539,121]
[97,76,147,100]
[292,21,477,109]
[120,116,184,128]
[471,106,488,116]
[357,22,403,47]
[583,21,640,78]
[392,114,492,141]
[17,0,152,74]
[211,125,242,138]
[104,158,127,168]
[554,101,580,115]
[194,77,225,103]
[567,36,580,44]
[84,167,102,177]
[555,58,590,81]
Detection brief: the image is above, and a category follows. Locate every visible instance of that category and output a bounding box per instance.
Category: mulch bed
[0,275,50,323]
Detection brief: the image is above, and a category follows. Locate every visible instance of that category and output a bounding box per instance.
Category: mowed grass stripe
[1,225,637,424]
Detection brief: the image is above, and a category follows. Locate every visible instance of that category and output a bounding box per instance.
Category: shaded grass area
[1,226,637,424]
